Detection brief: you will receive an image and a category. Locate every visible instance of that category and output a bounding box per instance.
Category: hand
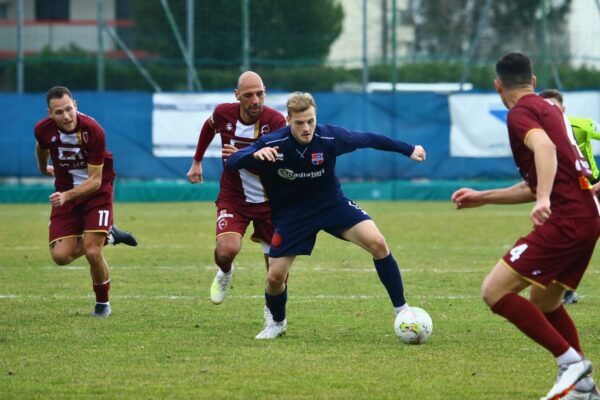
[49,191,68,207]
[451,188,484,209]
[186,160,203,184]
[410,145,426,162]
[593,181,600,195]
[530,198,551,227]
[222,144,239,159]
[253,146,280,162]
[40,165,54,176]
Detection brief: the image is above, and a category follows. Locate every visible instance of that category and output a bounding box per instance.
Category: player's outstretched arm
[410,145,426,162]
[451,188,485,209]
[451,181,535,210]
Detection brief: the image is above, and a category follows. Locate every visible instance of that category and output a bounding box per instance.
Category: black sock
[265,286,287,322]
[374,253,406,307]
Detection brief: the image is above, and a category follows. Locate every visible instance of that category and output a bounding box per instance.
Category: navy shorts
[269,198,372,258]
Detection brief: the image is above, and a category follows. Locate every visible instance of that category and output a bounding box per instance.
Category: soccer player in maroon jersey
[35,86,137,318]
[451,53,600,399]
[186,72,286,310]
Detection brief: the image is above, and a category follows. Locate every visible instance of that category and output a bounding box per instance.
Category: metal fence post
[97,0,106,91]
[16,0,24,93]
[242,0,250,71]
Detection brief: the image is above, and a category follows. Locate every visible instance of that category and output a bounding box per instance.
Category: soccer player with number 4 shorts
[225,91,426,340]
[34,86,137,318]
[451,53,600,400]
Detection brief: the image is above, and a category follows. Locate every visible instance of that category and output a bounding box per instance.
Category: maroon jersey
[193,103,286,204]
[507,94,600,217]
[34,112,115,193]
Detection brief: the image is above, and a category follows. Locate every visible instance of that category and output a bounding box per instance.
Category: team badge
[82,131,89,144]
[226,123,233,131]
[311,153,324,166]
[260,125,270,135]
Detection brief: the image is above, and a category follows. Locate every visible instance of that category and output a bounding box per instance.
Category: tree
[410,0,572,63]
[132,0,344,67]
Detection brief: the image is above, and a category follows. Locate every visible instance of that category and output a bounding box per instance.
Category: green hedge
[1,53,599,92]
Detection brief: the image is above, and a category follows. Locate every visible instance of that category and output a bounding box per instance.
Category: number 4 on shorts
[509,243,528,262]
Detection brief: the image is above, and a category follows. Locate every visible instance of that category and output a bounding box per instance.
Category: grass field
[1,201,599,399]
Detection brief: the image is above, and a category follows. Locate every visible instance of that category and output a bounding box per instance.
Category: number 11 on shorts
[98,210,110,227]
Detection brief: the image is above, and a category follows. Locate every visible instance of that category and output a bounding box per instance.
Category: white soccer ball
[394,306,433,345]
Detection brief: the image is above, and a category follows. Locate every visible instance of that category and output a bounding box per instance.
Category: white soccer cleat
[542,359,593,400]
[263,305,274,327]
[255,319,287,340]
[209,266,234,305]
[562,376,600,400]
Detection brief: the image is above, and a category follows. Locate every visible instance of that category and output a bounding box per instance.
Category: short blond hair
[286,92,316,116]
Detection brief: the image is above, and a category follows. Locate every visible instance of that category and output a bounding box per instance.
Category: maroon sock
[491,293,570,357]
[545,304,582,354]
[214,249,232,273]
[93,281,111,303]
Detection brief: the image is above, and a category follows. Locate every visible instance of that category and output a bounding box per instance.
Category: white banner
[152,93,288,157]
[449,91,600,157]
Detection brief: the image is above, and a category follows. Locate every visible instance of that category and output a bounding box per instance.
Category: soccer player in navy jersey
[225,91,426,340]
[34,86,137,318]
[452,53,600,399]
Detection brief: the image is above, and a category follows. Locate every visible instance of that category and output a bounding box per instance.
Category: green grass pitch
[1,201,599,399]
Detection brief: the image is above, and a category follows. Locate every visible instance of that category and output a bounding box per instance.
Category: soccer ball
[394,306,433,345]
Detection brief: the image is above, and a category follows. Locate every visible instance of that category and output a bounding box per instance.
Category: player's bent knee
[83,245,104,261]
[367,235,389,258]
[215,248,239,263]
[266,272,285,288]
[51,253,72,266]
[481,281,502,307]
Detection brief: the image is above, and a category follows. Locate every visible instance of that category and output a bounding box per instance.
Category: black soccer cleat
[92,303,112,317]
[109,224,138,247]
[562,290,579,305]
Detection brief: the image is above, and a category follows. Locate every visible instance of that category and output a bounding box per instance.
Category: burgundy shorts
[215,201,273,244]
[501,216,600,289]
[49,183,114,245]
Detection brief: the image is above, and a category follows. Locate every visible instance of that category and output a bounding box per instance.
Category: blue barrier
[1,91,520,181]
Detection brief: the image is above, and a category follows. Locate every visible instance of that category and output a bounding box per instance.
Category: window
[35,0,69,20]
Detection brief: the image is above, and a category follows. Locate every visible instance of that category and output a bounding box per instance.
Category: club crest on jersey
[311,153,324,166]
[82,131,89,144]
[260,125,270,135]
[226,123,233,131]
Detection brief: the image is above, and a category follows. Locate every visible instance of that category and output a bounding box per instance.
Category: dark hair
[495,53,533,89]
[46,86,73,105]
[538,88,563,105]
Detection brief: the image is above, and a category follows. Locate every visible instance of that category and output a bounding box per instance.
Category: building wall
[327,0,414,67]
[568,0,600,68]
[0,0,116,54]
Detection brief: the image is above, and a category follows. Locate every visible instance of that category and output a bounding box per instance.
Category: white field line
[2,293,600,301]
[36,264,487,273]
[0,293,481,301]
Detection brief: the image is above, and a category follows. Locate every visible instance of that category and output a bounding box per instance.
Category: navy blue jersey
[225,124,415,225]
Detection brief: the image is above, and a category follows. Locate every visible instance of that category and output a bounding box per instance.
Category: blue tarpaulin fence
[0,91,520,182]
